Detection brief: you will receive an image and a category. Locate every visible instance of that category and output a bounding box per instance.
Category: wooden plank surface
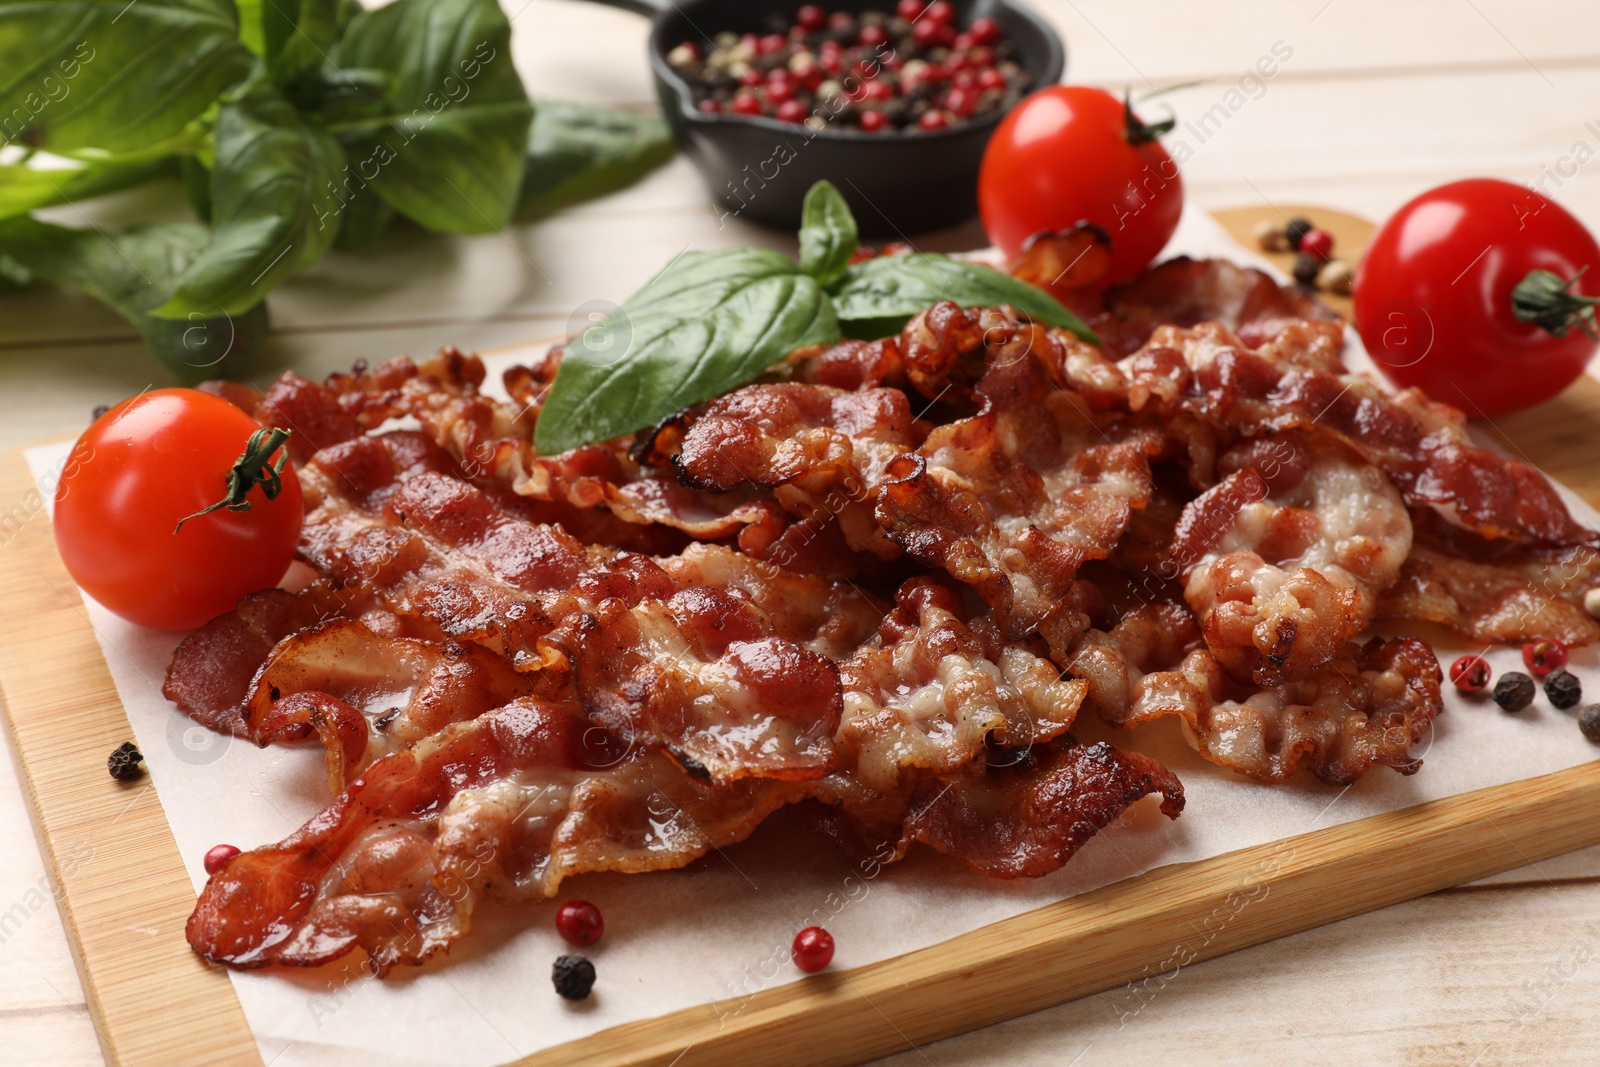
[0,448,262,1067]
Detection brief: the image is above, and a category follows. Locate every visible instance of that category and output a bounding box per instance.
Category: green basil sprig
[0,216,269,379]
[0,0,673,381]
[535,181,1099,455]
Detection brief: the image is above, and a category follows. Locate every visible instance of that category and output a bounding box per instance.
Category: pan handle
[574,0,670,17]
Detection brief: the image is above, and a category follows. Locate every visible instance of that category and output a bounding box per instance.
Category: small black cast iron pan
[580,0,1065,236]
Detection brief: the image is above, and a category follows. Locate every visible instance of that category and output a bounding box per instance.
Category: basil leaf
[829,253,1101,344]
[797,180,856,287]
[153,76,344,318]
[262,0,339,89]
[0,217,267,381]
[0,157,178,219]
[536,249,839,454]
[328,0,532,234]
[333,186,393,252]
[515,101,674,221]
[0,0,250,153]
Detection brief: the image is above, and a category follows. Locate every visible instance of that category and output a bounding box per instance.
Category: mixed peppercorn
[106,741,144,782]
[1253,214,1355,295]
[1449,639,1595,737]
[666,3,1031,133]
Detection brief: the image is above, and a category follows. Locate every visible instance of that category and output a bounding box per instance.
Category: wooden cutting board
[4,207,1600,1067]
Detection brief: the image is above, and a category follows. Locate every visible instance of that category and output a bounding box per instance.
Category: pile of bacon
[167,257,1600,975]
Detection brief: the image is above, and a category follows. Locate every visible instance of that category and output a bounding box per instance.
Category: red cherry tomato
[979,86,1184,285]
[1354,178,1600,416]
[53,389,302,630]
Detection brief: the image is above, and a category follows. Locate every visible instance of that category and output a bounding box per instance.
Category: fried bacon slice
[188,699,811,973]
[1088,256,1339,357]
[837,578,1086,792]
[320,349,775,547]
[1108,636,1444,785]
[807,734,1184,878]
[660,381,920,559]
[1377,511,1600,646]
[877,330,1159,641]
[1170,433,1413,685]
[243,619,543,791]
[1126,322,1596,547]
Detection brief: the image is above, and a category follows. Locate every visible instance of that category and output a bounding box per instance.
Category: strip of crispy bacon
[322,349,776,546]
[1086,256,1340,358]
[876,324,1160,642]
[657,381,921,560]
[1122,322,1596,547]
[837,578,1087,792]
[243,619,543,791]
[1170,433,1413,685]
[1377,511,1600,646]
[1108,636,1443,785]
[296,431,884,783]
[188,699,812,973]
[807,734,1184,878]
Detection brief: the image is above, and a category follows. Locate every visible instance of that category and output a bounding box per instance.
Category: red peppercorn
[945,86,977,116]
[203,844,240,875]
[1299,227,1335,262]
[977,68,1007,90]
[924,1,955,25]
[1523,638,1570,678]
[951,32,975,50]
[861,78,893,102]
[767,78,796,104]
[918,109,948,130]
[858,108,888,133]
[949,67,977,88]
[697,98,722,114]
[936,22,957,45]
[674,40,701,63]
[859,23,889,48]
[828,11,855,32]
[969,16,1002,44]
[897,0,925,18]
[791,59,822,90]
[555,900,605,947]
[911,18,942,44]
[731,91,763,116]
[759,33,787,55]
[792,926,835,972]
[968,45,996,68]
[944,50,970,73]
[738,32,760,53]
[1449,654,1491,694]
[796,4,826,30]
[776,99,810,123]
[738,66,764,87]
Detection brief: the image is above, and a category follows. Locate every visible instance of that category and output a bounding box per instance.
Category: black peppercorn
[91,404,111,422]
[1291,253,1321,287]
[1284,217,1313,250]
[1493,671,1535,712]
[1544,668,1582,710]
[107,741,144,781]
[1578,704,1600,743]
[552,954,596,1000]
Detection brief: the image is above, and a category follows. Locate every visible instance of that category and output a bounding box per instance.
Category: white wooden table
[4,2,1600,1063]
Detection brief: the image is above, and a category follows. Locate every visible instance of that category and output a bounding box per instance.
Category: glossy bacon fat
[172,255,1595,975]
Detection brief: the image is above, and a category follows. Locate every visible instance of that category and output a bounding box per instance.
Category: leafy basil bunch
[536,181,1099,454]
[0,0,671,380]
